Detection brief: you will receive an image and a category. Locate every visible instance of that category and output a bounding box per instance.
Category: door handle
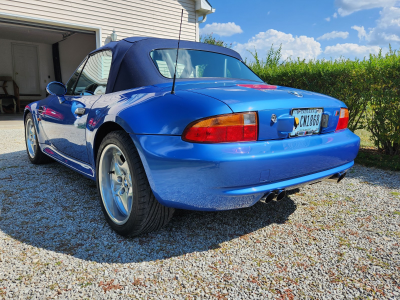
[38,106,45,114]
[74,107,86,116]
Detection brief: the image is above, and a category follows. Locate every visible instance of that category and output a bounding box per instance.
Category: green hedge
[247,46,400,155]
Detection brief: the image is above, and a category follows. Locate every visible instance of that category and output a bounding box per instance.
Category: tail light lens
[182,112,258,143]
[336,108,349,131]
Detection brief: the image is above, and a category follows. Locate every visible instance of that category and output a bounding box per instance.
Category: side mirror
[46,81,67,103]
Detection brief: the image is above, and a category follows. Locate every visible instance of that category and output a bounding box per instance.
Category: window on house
[70,50,113,96]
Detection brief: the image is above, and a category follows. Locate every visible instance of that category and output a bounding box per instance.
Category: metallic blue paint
[23,37,360,212]
[39,94,100,163]
[130,129,359,210]
[189,85,345,112]
[277,114,295,135]
[41,144,95,179]
[116,89,233,135]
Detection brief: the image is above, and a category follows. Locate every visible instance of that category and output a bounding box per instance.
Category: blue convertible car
[24,37,360,236]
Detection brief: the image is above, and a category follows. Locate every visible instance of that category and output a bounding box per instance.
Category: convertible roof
[88,37,243,93]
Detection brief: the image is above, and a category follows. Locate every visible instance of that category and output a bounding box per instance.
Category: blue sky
[200,0,400,61]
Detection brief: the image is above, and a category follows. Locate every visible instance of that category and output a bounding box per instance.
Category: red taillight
[336,108,349,131]
[182,112,258,143]
[237,84,277,90]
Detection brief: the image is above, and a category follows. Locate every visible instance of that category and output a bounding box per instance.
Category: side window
[73,50,112,95]
[65,57,87,95]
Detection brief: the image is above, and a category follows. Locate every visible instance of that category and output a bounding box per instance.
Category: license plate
[290,108,323,137]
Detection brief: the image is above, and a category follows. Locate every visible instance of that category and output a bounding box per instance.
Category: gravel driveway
[0,117,399,299]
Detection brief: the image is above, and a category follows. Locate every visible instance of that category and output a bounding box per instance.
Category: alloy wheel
[25,118,37,158]
[99,144,133,225]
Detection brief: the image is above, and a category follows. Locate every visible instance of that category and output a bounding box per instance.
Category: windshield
[150,49,262,82]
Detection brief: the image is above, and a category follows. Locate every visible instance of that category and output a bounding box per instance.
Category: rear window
[150,49,262,82]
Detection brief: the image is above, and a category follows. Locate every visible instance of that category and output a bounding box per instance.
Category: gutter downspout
[195,0,215,41]
[195,0,215,23]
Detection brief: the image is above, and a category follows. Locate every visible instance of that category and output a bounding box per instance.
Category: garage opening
[0,19,96,113]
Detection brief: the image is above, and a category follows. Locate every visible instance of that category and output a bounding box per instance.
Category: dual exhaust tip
[261,172,346,203]
[324,171,347,184]
[262,189,286,203]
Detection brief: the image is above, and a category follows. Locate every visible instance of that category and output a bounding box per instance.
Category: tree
[200,33,232,49]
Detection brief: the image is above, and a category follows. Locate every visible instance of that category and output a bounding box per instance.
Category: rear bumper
[131,129,360,211]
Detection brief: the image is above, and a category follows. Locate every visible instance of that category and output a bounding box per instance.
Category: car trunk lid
[188,83,344,140]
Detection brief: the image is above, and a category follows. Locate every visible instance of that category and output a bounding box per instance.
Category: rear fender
[116,90,232,135]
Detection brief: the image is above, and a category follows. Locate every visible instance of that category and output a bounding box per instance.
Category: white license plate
[290,108,323,137]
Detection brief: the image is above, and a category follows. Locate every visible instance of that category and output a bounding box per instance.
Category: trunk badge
[288,91,303,97]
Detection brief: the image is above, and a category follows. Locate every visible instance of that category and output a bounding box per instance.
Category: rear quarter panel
[86,86,232,167]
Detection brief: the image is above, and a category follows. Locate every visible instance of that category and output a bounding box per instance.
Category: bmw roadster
[24,37,360,236]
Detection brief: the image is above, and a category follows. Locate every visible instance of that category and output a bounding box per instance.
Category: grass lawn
[354,129,375,148]
[354,128,400,171]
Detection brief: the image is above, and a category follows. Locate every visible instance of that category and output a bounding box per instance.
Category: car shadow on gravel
[1,150,298,264]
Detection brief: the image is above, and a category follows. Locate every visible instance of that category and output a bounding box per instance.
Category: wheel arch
[23,107,31,121]
[93,121,126,165]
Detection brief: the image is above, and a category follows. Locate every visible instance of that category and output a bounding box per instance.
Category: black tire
[96,130,174,237]
[24,113,52,164]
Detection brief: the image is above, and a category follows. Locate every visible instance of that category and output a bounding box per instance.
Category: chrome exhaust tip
[262,189,286,202]
[276,189,286,201]
[324,172,347,183]
[337,172,346,183]
[262,192,276,203]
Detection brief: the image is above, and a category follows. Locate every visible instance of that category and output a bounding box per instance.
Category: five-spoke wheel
[24,112,52,164]
[25,118,37,158]
[96,131,174,236]
[99,145,133,225]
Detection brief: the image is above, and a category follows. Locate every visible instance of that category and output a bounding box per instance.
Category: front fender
[23,97,52,145]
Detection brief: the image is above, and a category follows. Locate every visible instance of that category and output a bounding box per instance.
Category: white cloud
[351,25,367,40]
[350,7,400,45]
[200,22,243,37]
[333,12,338,18]
[367,6,400,44]
[234,29,322,61]
[324,43,381,58]
[325,17,331,22]
[317,31,349,40]
[335,0,397,16]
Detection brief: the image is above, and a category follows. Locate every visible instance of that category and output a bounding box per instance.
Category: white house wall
[0,0,199,45]
[0,38,54,99]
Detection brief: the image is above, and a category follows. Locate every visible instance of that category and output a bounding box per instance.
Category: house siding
[0,0,199,44]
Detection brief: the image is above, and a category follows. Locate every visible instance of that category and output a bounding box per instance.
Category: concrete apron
[0,113,24,130]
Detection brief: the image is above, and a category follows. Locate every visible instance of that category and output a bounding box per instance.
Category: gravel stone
[0,123,399,299]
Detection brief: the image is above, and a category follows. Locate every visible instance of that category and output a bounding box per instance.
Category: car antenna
[171,9,184,95]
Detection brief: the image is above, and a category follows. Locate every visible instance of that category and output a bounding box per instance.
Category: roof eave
[195,0,215,16]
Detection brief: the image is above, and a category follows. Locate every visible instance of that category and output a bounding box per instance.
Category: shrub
[247,48,369,132]
[200,33,232,49]
[365,48,400,155]
[247,46,400,155]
